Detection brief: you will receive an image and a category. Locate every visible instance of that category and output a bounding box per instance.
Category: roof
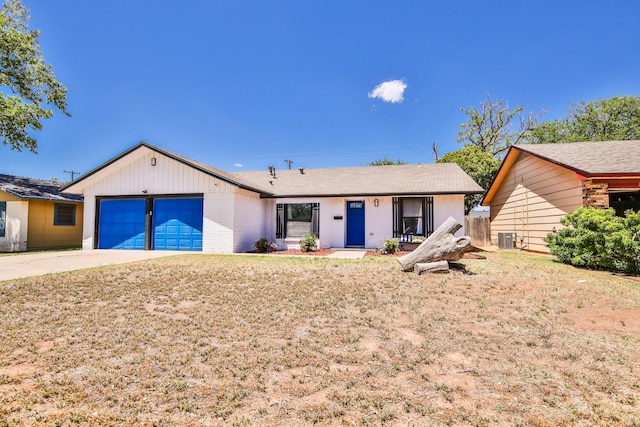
[0,174,83,202]
[236,163,484,197]
[482,140,640,205]
[514,140,640,175]
[61,141,483,197]
[62,142,270,195]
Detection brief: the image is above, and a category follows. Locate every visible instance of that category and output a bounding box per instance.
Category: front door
[346,200,365,246]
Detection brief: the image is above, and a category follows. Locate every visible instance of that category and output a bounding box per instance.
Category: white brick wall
[233,189,267,253]
[203,182,235,253]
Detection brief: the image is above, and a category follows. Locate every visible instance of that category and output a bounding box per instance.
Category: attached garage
[97,196,203,251]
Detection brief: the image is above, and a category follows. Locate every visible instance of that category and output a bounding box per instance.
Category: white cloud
[234,163,243,168]
[368,79,407,103]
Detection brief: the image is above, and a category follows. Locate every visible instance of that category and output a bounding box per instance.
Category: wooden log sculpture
[397,216,481,273]
[414,260,450,275]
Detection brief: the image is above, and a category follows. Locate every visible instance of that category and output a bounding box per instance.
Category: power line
[63,170,81,181]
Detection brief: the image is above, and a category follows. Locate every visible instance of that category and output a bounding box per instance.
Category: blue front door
[346,200,365,246]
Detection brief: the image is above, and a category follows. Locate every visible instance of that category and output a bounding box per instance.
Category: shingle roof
[61,141,483,197]
[235,163,484,197]
[0,174,83,202]
[515,140,640,175]
[62,142,270,195]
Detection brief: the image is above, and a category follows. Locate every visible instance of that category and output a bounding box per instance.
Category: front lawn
[1,252,638,426]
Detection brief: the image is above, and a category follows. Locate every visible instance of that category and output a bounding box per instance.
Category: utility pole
[284,159,293,170]
[63,170,81,181]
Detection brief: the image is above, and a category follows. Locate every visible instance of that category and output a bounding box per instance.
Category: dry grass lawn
[1,251,639,426]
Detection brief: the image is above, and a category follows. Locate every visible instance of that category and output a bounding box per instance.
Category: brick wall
[582,179,609,209]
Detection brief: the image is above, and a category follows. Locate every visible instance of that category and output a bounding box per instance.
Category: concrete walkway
[327,250,368,259]
[0,250,186,281]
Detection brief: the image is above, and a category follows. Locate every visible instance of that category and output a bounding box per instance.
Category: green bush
[299,234,317,252]
[254,237,276,253]
[545,207,640,273]
[380,239,399,255]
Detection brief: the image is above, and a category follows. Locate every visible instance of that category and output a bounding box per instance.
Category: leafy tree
[545,207,640,274]
[0,0,69,152]
[438,145,500,214]
[457,94,542,156]
[366,156,407,166]
[528,96,640,144]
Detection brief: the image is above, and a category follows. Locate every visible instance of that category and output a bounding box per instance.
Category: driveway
[0,250,187,281]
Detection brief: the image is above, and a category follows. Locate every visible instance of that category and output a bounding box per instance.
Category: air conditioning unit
[498,232,515,249]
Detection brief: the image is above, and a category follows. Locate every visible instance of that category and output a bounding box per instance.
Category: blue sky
[4,1,640,181]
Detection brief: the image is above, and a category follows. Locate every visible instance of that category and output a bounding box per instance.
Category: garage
[97,196,203,251]
[153,197,203,250]
[98,198,146,249]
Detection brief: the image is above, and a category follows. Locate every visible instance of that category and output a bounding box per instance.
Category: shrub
[254,238,277,253]
[380,239,399,255]
[299,234,317,252]
[545,207,640,273]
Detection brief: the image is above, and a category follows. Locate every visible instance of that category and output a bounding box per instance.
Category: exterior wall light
[150,157,157,166]
[374,198,379,207]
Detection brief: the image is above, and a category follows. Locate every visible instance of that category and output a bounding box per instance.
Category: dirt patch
[1,251,639,426]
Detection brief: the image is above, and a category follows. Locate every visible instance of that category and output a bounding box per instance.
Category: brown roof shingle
[515,140,640,175]
[236,163,484,197]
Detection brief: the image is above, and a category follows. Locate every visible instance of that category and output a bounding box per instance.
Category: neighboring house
[482,140,640,253]
[0,174,84,252]
[62,142,484,253]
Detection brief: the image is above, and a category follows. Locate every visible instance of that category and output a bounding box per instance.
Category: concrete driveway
[0,250,187,281]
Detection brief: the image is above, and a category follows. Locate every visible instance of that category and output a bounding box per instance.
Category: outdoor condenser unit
[498,232,515,249]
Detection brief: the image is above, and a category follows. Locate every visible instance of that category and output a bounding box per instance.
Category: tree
[0,0,69,152]
[528,96,640,144]
[438,145,500,214]
[366,156,408,166]
[457,94,541,156]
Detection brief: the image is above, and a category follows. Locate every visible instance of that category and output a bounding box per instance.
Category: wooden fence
[465,216,491,247]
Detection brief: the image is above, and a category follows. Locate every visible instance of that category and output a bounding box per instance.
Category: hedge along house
[482,140,640,253]
[62,142,484,253]
[0,174,84,252]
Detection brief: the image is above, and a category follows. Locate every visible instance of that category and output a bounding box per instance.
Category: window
[393,197,433,238]
[0,201,5,237]
[54,203,76,226]
[276,203,319,238]
[610,191,640,216]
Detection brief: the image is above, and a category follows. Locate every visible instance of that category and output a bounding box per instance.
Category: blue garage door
[98,199,147,249]
[153,198,203,251]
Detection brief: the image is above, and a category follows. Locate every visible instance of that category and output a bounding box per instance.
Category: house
[482,140,640,253]
[0,174,84,252]
[62,142,484,253]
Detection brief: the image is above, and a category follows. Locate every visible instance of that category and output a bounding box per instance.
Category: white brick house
[63,142,483,253]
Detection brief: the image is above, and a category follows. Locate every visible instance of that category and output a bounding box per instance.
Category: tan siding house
[483,140,640,253]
